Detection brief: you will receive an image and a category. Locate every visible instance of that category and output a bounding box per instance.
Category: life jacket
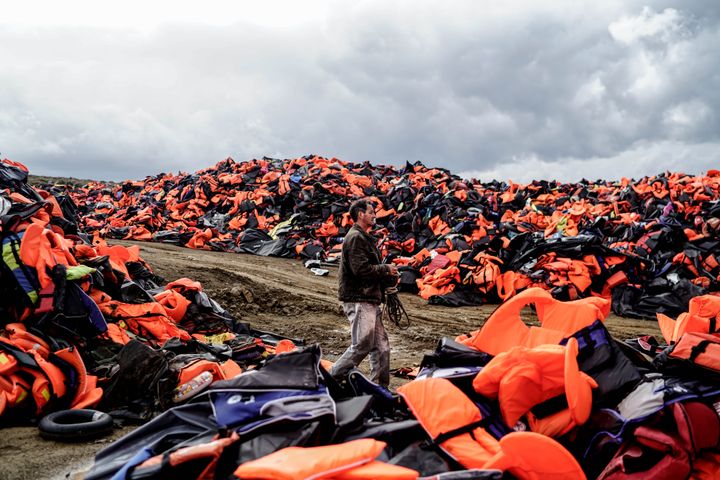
[693,451,720,479]
[330,460,418,479]
[397,377,585,479]
[18,223,77,289]
[416,266,460,300]
[656,294,720,344]
[232,439,409,480]
[653,332,720,379]
[5,323,51,357]
[0,232,43,313]
[53,344,103,409]
[95,243,142,278]
[166,277,203,293]
[154,289,191,323]
[561,320,642,407]
[96,299,191,343]
[177,358,242,386]
[472,338,597,438]
[103,323,132,345]
[458,287,609,356]
[186,228,214,250]
[0,371,31,415]
[272,339,296,354]
[0,335,55,414]
[597,400,720,479]
[397,377,501,469]
[131,432,240,480]
[4,322,102,411]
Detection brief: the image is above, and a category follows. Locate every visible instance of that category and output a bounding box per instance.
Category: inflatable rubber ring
[38,409,113,442]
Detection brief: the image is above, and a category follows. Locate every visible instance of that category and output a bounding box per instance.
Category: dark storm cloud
[0,1,718,182]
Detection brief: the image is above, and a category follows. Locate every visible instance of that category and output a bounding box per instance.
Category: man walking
[331,199,398,388]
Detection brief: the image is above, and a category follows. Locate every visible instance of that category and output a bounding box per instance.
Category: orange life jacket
[102,323,132,345]
[154,289,191,322]
[330,460,418,479]
[233,439,391,480]
[53,345,103,409]
[459,287,609,356]
[657,294,720,344]
[0,334,55,414]
[166,277,203,293]
[398,377,501,469]
[18,224,78,289]
[177,359,242,386]
[398,377,585,479]
[135,433,240,479]
[96,300,191,343]
[472,338,597,437]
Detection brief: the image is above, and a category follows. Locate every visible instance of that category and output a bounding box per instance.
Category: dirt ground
[0,240,663,480]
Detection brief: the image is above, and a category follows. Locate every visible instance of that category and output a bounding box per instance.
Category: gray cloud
[0,1,718,182]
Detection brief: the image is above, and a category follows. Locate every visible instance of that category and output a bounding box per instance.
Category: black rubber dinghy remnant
[38,409,113,442]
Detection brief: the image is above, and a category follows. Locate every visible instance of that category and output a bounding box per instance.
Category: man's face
[357,204,376,230]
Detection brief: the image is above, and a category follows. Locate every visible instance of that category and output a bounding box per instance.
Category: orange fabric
[331,461,418,479]
[428,216,451,236]
[154,289,191,322]
[416,266,460,300]
[0,374,31,411]
[103,323,132,345]
[6,324,50,358]
[316,216,340,237]
[233,439,387,480]
[274,339,296,354]
[18,224,78,288]
[72,244,98,260]
[485,432,586,479]
[669,332,720,371]
[692,451,720,479]
[460,288,608,356]
[31,352,66,399]
[53,346,103,409]
[166,278,204,293]
[186,228,214,250]
[473,338,596,438]
[398,378,501,469]
[138,433,239,478]
[97,300,191,343]
[95,244,142,277]
[657,294,720,344]
[0,350,18,375]
[1,158,29,172]
[0,336,53,413]
[398,377,586,478]
[178,359,242,385]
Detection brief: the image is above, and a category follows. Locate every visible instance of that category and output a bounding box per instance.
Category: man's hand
[387,265,399,277]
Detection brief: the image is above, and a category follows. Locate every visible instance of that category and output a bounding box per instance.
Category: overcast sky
[1,1,718,183]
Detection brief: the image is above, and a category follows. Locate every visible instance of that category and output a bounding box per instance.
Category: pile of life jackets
[63,155,720,318]
[0,159,300,424]
[85,288,720,479]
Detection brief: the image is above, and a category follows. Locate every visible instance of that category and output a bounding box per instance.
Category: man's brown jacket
[338,225,393,304]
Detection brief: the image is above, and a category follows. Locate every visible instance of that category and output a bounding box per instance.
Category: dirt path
[0,241,663,480]
[127,241,661,365]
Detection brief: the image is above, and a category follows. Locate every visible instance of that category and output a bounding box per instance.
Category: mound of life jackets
[84,287,720,479]
[0,159,299,424]
[62,155,720,318]
[5,155,720,478]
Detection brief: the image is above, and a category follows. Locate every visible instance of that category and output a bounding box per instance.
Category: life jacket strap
[530,393,569,419]
[422,417,491,449]
[689,340,712,362]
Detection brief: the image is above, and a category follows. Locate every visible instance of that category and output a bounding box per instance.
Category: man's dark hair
[349,199,371,222]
